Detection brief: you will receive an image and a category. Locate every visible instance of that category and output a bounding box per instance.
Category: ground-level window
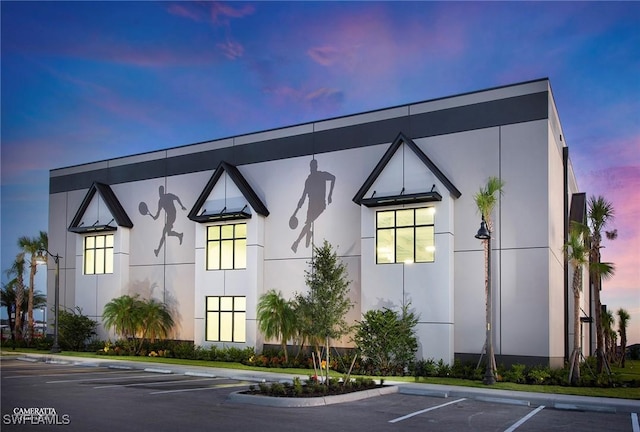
[84,234,114,274]
[206,223,247,270]
[376,207,435,264]
[205,296,246,342]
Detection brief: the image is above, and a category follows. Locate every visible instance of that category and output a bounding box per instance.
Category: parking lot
[2,356,638,432]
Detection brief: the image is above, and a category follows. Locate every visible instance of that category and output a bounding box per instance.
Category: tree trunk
[14,288,24,341]
[569,279,581,384]
[592,248,605,374]
[325,336,330,386]
[27,262,36,343]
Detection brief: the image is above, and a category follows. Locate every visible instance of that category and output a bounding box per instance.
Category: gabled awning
[188,161,269,223]
[68,182,133,233]
[353,132,460,207]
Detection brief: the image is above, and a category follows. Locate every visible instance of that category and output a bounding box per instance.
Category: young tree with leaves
[297,240,353,383]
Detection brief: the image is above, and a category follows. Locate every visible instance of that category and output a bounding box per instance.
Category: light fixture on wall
[36,250,62,353]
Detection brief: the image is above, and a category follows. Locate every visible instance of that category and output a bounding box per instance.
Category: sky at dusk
[1,2,639,344]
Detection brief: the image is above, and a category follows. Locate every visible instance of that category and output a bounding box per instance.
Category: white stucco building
[45,78,590,367]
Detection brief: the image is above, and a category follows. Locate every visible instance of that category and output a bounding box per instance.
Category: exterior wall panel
[45,79,574,366]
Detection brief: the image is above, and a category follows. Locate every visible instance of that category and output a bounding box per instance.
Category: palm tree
[5,253,27,340]
[1,281,18,342]
[102,295,142,340]
[474,176,504,385]
[617,308,630,367]
[587,195,616,374]
[103,295,175,354]
[18,231,48,342]
[139,299,174,342]
[257,290,297,362]
[602,308,615,364]
[563,223,588,384]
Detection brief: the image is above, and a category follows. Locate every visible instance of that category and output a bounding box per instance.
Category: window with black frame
[376,207,435,264]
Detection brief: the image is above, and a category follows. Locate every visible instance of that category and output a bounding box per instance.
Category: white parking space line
[503,406,545,432]
[46,374,159,384]
[94,377,217,389]
[631,412,639,432]
[388,398,466,423]
[149,382,247,395]
[5,370,134,379]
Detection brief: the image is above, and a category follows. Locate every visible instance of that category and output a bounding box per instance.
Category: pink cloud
[210,2,255,23]
[168,1,255,24]
[307,46,341,67]
[217,40,244,60]
[167,3,204,22]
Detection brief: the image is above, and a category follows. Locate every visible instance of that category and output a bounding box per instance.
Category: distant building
[45,78,590,366]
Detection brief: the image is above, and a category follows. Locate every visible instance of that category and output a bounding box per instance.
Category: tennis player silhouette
[145,185,186,257]
[290,159,335,253]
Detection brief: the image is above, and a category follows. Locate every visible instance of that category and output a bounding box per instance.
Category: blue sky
[1,1,639,343]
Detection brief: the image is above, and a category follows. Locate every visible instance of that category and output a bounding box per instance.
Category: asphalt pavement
[8,352,640,413]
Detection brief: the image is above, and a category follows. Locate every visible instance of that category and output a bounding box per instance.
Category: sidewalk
[11,352,640,413]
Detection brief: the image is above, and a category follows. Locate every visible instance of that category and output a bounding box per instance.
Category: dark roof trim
[68,182,133,233]
[188,161,269,223]
[569,192,587,225]
[360,191,442,208]
[353,132,461,205]
[50,90,549,194]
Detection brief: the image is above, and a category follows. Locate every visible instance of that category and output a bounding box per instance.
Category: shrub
[412,358,437,378]
[58,307,98,351]
[504,363,527,384]
[353,305,418,376]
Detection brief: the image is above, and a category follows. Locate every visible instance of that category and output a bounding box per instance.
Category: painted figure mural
[139,186,186,256]
[290,158,335,252]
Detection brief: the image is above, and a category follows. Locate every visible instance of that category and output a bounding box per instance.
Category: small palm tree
[587,195,615,374]
[135,299,174,353]
[474,176,504,384]
[602,308,615,363]
[18,231,48,342]
[102,295,142,340]
[257,290,297,362]
[617,308,630,367]
[563,223,588,384]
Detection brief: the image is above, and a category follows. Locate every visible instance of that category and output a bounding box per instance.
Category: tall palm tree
[474,176,504,385]
[18,231,48,342]
[587,195,616,374]
[563,223,588,384]
[617,308,630,367]
[5,253,27,340]
[257,289,297,362]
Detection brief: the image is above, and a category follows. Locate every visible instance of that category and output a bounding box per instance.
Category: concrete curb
[228,385,399,407]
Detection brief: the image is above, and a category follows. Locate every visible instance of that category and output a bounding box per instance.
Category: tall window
[206,223,247,270]
[84,234,114,274]
[376,207,435,264]
[206,296,246,342]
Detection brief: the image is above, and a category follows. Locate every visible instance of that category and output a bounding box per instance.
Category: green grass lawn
[2,348,638,400]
